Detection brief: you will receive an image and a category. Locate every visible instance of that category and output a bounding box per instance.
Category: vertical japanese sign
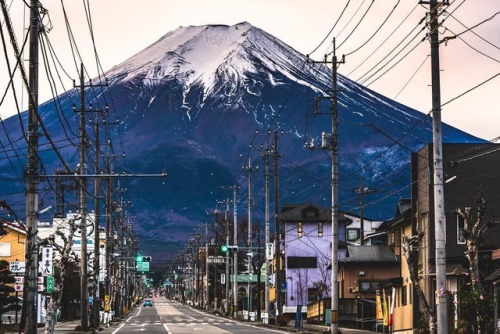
[40,246,53,276]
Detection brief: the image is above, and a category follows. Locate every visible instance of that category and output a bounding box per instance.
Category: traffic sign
[136,261,150,272]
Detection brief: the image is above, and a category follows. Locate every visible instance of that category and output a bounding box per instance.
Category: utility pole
[263,132,271,318]
[423,0,448,332]
[244,158,254,317]
[114,183,126,316]
[24,1,40,332]
[74,64,107,330]
[329,40,343,334]
[76,63,89,331]
[225,197,230,315]
[273,130,282,316]
[352,178,376,245]
[104,154,113,322]
[91,105,108,330]
[232,184,238,318]
[205,218,209,311]
[307,38,344,334]
[93,115,101,330]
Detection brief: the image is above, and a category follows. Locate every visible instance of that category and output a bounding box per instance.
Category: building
[388,143,500,333]
[339,244,400,328]
[280,203,388,319]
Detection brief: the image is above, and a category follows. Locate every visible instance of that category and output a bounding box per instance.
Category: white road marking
[162,323,172,334]
[112,322,125,334]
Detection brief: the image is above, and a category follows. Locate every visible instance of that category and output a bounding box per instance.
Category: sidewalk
[17,307,375,334]
[207,307,374,334]
[47,316,128,334]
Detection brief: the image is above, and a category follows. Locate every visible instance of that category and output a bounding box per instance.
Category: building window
[347,229,360,242]
[360,280,380,293]
[457,215,465,244]
[308,288,318,302]
[287,256,317,269]
[388,231,395,246]
[0,243,11,256]
[318,222,323,238]
[409,283,412,304]
[298,222,303,238]
[401,285,408,305]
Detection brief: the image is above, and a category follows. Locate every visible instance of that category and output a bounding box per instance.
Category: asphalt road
[113,297,290,334]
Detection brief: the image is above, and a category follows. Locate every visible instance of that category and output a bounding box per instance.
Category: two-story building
[279,203,394,323]
[387,143,500,333]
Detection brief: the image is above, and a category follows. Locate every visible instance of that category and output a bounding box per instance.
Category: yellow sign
[104,295,110,312]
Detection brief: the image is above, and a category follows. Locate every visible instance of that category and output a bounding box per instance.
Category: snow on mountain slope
[105,22,324,102]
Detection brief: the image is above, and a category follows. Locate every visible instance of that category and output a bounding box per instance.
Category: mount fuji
[0,22,483,262]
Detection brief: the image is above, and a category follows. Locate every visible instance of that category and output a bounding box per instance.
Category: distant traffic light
[221,245,238,252]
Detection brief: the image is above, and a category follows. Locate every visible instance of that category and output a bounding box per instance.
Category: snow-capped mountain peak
[106,22,317,101]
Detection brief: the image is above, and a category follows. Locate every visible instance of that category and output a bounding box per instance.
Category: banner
[376,290,383,320]
[382,289,389,326]
[389,287,396,327]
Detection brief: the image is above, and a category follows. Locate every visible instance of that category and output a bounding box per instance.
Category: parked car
[143,299,153,307]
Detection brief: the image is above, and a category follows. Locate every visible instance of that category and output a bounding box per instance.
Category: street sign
[47,275,54,293]
[266,243,274,260]
[40,246,53,276]
[14,276,23,292]
[10,261,25,274]
[136,261,150,272]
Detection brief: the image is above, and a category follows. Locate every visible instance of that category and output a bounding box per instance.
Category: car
[143,299,153,307]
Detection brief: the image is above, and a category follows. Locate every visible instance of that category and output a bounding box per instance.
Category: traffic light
[221,245,238,252]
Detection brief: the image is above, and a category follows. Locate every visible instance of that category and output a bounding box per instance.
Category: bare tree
[454,196,497,334]
[292,269,309,306]
[313,254,331,300]
[402,232,436,334]
[41,216,79,334]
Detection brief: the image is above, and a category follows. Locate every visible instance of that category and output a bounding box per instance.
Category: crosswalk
[128,318,236,325]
